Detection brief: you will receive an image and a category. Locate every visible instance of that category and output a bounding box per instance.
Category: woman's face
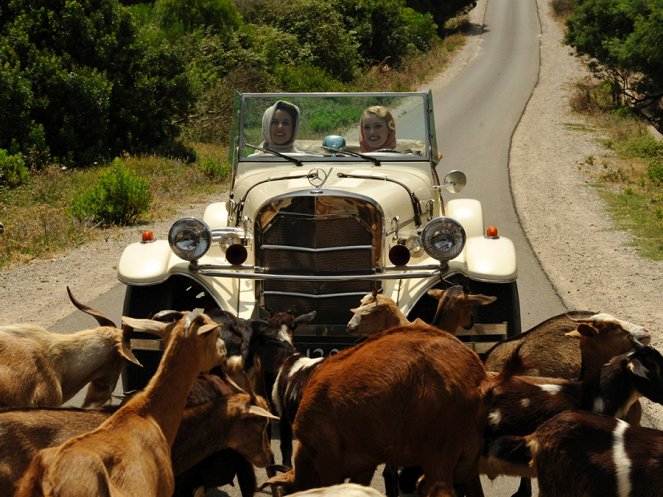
[270,109,294,145]
[361,114,389,149]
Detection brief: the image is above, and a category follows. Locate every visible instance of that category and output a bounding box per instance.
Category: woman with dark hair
[260,100,301,152]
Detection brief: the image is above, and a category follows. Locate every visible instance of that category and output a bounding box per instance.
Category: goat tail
[495,342,530,382]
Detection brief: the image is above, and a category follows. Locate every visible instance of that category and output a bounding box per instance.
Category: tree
[245,0,361,82]
[0,0,193,167]
[565,0,663,132]
[155,0,242,38]
[404,0,476,33]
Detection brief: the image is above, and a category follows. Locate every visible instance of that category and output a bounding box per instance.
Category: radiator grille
[256,192,382,329]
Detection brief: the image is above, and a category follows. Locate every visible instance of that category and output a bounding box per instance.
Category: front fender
[445,198,484,237]
[117,240,186,285]
[463,235,517,281]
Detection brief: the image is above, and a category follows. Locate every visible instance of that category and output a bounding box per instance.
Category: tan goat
[0,287,144,407]
[15,308,226,497]
[346,285,495,335]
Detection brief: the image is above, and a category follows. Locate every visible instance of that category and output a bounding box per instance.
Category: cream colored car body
[118,92,518,385]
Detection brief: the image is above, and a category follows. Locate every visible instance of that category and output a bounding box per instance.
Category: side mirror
[443,170,467,193]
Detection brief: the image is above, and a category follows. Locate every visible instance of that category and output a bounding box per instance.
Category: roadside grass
[0,26,469,271]
[570,82,663,260]
[0,149,228,269]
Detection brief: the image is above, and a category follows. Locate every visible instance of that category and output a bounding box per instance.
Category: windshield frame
[231,91,437,165]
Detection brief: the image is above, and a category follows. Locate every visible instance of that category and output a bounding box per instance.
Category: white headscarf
[261,100,301,152]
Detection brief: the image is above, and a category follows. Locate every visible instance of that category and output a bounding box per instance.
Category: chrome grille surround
[255,190,382,331]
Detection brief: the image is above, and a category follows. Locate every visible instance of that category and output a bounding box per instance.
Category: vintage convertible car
[117,91,520,390]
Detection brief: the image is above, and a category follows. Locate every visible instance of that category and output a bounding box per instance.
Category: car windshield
[233,92,433,163]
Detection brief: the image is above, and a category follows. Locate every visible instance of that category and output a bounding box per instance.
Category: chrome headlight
[421,217,466,261]
[168,217,211,262]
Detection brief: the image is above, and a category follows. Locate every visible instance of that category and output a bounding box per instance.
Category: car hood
[232,164,436,226]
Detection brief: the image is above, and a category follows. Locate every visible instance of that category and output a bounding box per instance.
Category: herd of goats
[0,283,661,497]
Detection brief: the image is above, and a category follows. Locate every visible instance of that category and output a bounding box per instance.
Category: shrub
[0,150,29,188]
[199,156,230,180]
[70,158,152,226]
[1,0,192,167]
[648,159,663,186]
[155,0,242,38]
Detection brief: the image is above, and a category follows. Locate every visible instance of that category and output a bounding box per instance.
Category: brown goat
[481,336,663,482]
[15,309,226,497]
[0,287,147,407]
[483,311,651,379]
[489,410,663,497]
[346,285,495,336]
[0,373,276,497]
[269,324,490,497]
[480,312,651,497]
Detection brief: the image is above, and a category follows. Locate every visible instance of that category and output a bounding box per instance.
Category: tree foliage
[155,0,242,38]
[0,0,193,167]
[404,0,476,33]
[246,0,361,82]
[565,0,663,132]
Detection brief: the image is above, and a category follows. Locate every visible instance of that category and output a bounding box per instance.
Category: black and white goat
[489,409,663,497]
[482,336,663,484]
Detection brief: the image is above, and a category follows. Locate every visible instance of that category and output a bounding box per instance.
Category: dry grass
[0,150,227,269]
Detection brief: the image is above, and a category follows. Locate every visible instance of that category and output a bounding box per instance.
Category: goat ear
[470,294,497,306]
[628,357,650,379]
[573,323,599,338]
[427,289,444,299]
[249,404,280,420]
[120,342,143,367]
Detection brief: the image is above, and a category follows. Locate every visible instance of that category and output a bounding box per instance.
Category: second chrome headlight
[168,217,211,262]
[421,217,466,261]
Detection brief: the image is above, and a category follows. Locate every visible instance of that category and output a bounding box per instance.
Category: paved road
[56,0,556,495]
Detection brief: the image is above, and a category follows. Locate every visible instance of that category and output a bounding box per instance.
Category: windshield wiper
[321,146,381,167]
[246,143,303,167]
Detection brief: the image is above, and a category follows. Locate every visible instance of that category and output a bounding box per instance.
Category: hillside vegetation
[0,0,661,266]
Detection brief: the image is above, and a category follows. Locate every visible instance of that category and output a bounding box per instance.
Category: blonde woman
[359,105,396,152]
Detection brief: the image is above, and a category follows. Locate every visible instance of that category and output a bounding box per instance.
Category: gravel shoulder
[1,0,661,418]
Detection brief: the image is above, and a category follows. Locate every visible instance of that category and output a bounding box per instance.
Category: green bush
[248,0,360,82]
[399,7,438,53]
[155,0,242,38]
[0,150,29,188]
[273,63,347,92]
[70,158,152,226]
[199,157,230,180]
[648,159,663,186]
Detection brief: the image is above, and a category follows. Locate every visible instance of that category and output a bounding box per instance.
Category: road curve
[424,0,567,329]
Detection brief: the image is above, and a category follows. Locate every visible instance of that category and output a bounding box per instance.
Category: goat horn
[151,310,184,322]
[66,286,116,327]
[184,308,205,337]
